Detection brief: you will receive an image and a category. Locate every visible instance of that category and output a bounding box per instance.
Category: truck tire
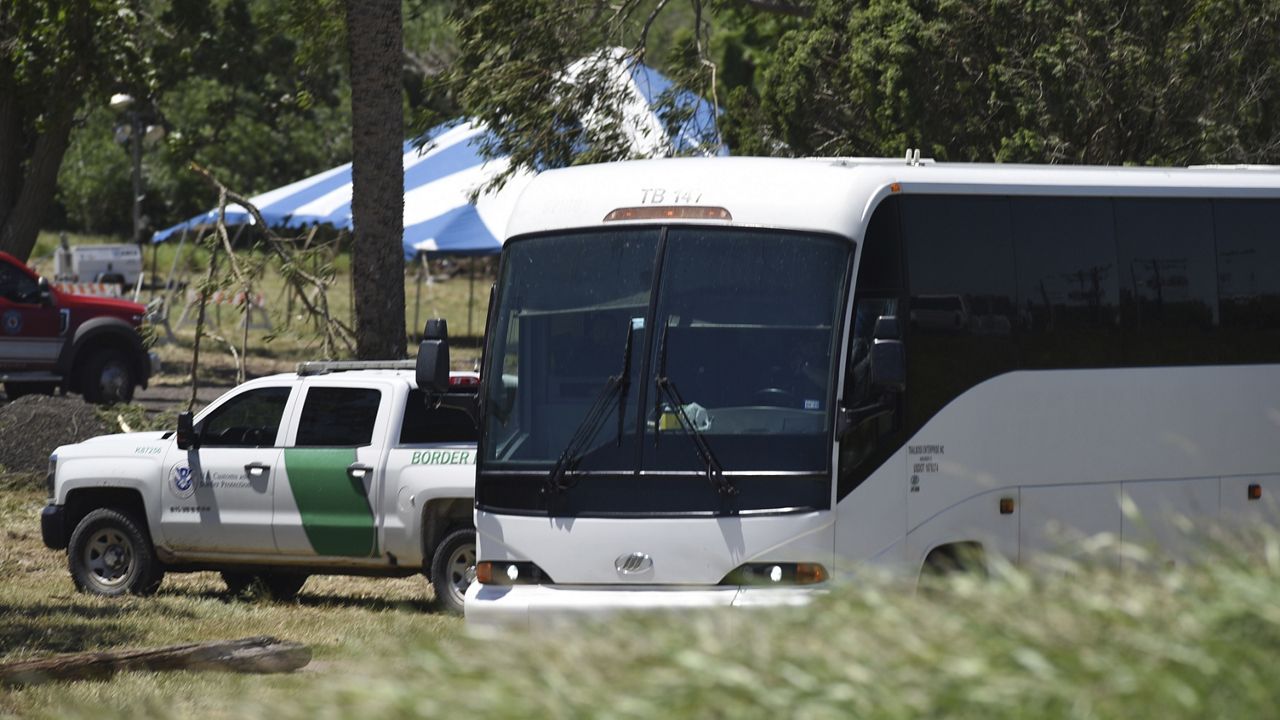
[79,347,135,404]
[431,528,476,614]
[68,508,164,596]
[222,571,309,601]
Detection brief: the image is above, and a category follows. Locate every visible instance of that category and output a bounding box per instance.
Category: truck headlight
[46,455,57,501]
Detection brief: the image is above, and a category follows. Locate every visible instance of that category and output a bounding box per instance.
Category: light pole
[110,93,165,289]
[108,93,144,247]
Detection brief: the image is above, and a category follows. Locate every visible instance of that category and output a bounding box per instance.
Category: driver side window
[0,262,39,304]
[199,386,292,448]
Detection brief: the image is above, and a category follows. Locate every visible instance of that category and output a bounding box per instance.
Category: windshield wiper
[544,323,635,496]
[654,320,737,497]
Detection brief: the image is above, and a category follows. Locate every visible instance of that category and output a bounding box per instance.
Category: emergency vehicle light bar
[296,360,416,376]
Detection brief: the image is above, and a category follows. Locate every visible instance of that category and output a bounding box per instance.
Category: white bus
[437,157,1280,627]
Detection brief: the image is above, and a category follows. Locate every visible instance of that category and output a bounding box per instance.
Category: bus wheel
[431,528,476,615]
[922,542,987,579]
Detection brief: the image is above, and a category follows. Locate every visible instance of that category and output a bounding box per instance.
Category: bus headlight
[476,561,553,586]
[721,562,828,586]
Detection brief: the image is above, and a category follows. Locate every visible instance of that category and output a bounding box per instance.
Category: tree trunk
[345,0,406,360]
[0,66,23,233]
[0,102,75,262]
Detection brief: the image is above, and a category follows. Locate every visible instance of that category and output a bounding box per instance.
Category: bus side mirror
[176,411,198,450]
[37,276,53,307]
[870,316,905,392]
[416,318,450,395]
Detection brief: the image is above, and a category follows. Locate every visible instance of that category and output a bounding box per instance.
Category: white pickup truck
[40,356,482,613]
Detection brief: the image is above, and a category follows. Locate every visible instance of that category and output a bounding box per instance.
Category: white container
[54,244,143,286]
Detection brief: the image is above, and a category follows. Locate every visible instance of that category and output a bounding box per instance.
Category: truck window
[200,386,292,447]
[0,261,39,304]
[400,390,478,444]
[294,387,382,447]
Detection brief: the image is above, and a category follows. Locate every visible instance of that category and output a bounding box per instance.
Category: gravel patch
[0,395,112,478]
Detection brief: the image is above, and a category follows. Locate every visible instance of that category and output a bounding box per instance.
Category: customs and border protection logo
[2,310,21,336]
[169,462,195,499]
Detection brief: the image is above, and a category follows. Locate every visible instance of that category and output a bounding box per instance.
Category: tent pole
[164,227,190,296]
[347,231,354,329]
[149,242,159,297]
[413,253,424,339]
[467,255,476,339]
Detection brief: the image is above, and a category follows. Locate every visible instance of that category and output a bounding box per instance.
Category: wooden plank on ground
[0,636,311,686]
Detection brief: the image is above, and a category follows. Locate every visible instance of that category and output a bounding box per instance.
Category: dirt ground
[0,395,112,479]
[0,382,236,484]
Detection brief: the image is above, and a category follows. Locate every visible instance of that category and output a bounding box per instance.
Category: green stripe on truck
[282,448,377,557]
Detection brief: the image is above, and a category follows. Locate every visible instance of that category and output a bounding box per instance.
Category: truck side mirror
[416,318,450,396]
[870,316,905,392]
[37,276,53,307]
[176,411,198,450]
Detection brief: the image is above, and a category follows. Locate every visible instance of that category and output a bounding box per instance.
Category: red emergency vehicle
[0,251,154,403]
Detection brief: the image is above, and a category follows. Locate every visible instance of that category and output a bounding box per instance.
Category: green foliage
[0,0,149,258]
[423,0,728,191]
[438,0,1280,170]
[1,0,146,108]
[751,0,1280,164]
[54,108,134,234]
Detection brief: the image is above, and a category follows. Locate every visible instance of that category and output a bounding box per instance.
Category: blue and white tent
[152,51,722,258]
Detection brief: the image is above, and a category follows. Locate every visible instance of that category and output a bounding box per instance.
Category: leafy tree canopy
[1,0,146,258]
[435,0,1280,176]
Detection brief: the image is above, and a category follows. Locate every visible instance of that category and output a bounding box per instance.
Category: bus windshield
[481,226,851,510]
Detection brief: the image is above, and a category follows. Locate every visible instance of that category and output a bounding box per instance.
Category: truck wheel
[431,528,476,614]
[79,348,135,404]
[222,571,308,601]
[68,508,164,596]
[4,382,56,401]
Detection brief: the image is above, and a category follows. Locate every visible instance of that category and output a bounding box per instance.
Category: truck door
[273,382,389,558]
[0,259,63,370]
[161,384,294,552]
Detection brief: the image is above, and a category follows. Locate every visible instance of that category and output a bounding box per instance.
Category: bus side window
[1213,199,1280,364]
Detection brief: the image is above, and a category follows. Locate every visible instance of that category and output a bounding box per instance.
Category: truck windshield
[481,226,851,512]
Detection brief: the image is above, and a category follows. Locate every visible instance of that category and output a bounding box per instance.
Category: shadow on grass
[0,603,142,657]
[154,584,441,614]
[290,593,438,614]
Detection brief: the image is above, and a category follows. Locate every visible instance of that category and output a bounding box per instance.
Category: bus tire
[922,542,987,579]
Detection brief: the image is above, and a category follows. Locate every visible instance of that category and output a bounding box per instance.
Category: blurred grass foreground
[251,535,1278,719]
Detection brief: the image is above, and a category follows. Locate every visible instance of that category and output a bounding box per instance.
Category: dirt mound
[0,395,113,477]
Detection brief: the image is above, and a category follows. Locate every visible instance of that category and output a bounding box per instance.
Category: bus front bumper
[464,582,822,631]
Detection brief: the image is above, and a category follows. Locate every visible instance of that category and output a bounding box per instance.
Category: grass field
[7,470,1280,719]
[0,481,462,718]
